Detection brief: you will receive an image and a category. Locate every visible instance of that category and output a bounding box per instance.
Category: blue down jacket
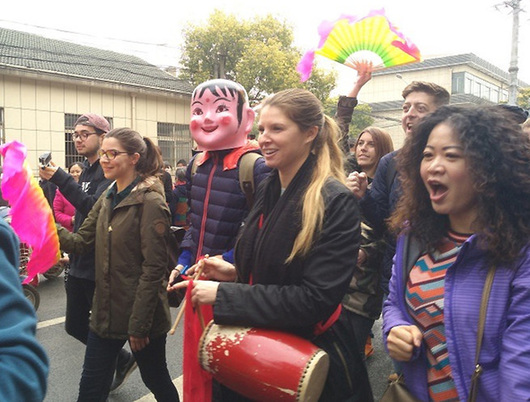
[178,146,270,265]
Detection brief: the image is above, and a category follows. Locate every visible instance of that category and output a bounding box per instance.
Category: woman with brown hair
[58,128,179,401]
[343,125,394,359]
[352,126,394,179]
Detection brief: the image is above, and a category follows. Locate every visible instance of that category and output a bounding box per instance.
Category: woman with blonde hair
[173,88,373,401]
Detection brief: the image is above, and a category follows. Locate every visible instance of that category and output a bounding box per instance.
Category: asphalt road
[35,274,392,401]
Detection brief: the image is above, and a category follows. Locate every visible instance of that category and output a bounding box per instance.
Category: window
[64,114,113,168]
[451,72,507,103]
[157,123,191,168]
[451,72,465,94]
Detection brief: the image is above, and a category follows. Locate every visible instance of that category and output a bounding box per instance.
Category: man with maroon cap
[39,113,137,392]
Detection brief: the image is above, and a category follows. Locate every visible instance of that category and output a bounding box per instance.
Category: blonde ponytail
[286,116,345,262]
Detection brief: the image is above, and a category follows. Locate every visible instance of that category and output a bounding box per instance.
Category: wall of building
[362,67,453,104]
[0,72,190,173]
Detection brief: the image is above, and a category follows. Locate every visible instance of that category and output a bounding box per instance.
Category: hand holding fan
[297,9,421,81]
[0,141,60,283]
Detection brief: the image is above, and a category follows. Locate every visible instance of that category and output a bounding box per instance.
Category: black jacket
[50,159,111,280]
[214,156,373,401]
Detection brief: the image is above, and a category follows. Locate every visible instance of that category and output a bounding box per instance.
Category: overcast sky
[1,0,528,92]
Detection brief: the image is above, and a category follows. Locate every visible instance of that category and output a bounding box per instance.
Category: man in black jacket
[347,82,450,294]
[39,114,136,392]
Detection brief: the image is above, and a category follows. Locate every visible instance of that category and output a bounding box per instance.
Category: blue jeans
[78,331,179,402]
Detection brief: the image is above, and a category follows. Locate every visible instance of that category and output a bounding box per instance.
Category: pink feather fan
[0,141,60,283]
[298,9,421,81]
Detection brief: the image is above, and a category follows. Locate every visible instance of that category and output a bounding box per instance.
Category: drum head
[297,349,329,401]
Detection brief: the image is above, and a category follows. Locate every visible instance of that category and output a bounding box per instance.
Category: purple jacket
[383,233,530,401]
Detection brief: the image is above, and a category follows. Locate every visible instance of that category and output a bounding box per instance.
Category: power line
[0,18,179,49]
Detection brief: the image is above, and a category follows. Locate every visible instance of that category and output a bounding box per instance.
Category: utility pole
[498,0,522,105]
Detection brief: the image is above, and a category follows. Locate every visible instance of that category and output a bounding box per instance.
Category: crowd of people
[1,70,530,402]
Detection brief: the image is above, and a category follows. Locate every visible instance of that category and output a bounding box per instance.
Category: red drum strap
[313,304,342,336]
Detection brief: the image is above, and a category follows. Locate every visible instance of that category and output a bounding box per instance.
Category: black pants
[65,275,95,344]
[344,309,375,357]
[313,312,374,402]
[78,331,179,402]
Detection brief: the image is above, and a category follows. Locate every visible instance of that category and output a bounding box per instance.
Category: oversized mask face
[190,80,255,151]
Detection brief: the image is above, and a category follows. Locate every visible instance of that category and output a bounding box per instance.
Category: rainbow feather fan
[0,141,60,283]
[297,9,421,81]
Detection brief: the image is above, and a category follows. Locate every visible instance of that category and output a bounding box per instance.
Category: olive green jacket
[58,176,171,339]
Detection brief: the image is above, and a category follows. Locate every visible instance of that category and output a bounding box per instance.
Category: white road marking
[37,316,66,329]
[135,375,183,401]
[36,316,183,401]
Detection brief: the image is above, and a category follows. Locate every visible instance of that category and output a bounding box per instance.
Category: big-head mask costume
[190,79,255,151]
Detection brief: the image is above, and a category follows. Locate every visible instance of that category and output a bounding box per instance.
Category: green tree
[517,87,530,110]
[323,97,374,141]
[178,10,336,104]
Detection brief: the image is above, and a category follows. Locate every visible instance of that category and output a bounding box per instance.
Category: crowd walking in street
[1,64,530,402]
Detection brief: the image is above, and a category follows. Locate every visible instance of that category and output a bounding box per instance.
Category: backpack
[191,151,262,208]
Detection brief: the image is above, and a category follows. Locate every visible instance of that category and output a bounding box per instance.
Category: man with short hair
[347,81,450,294]
[39,113,136,392]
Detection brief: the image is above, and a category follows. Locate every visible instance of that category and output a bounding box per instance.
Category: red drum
[198,322,329,401]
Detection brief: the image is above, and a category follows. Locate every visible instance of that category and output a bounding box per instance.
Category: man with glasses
[39,114,137,392]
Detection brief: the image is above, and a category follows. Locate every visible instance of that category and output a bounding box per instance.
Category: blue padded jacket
[178,145,271,266]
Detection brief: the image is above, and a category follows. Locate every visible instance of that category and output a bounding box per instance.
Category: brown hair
[354,126,394,167]
[104,128,163,178]
[402,81,450,107]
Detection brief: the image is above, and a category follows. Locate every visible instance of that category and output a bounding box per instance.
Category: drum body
[199,322,329,401]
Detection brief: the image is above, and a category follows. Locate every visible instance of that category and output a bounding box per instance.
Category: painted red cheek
[190,120,200,130]
[220,116,233,126]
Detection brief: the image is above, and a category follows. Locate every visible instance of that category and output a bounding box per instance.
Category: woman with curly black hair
[383,104,530,401]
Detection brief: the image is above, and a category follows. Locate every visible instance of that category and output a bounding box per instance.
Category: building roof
[373,53,528,87]
[0,27,194,95]
[370,93,496,112]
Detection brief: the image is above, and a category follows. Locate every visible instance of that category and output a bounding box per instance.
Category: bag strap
[468,266,496,402]
[238,151,261,209]
[190,151,260,209]
[191,153,200,176]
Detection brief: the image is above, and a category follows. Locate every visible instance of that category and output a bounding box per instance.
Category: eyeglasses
[72,131,99,141]
[98,149,130,160]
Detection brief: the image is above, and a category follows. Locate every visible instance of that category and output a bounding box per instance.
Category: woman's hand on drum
[190,280,220,306]
[387,325,423,361]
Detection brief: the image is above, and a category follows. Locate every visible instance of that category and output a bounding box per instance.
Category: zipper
[107,223,112,337]
[196,154,218,260]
